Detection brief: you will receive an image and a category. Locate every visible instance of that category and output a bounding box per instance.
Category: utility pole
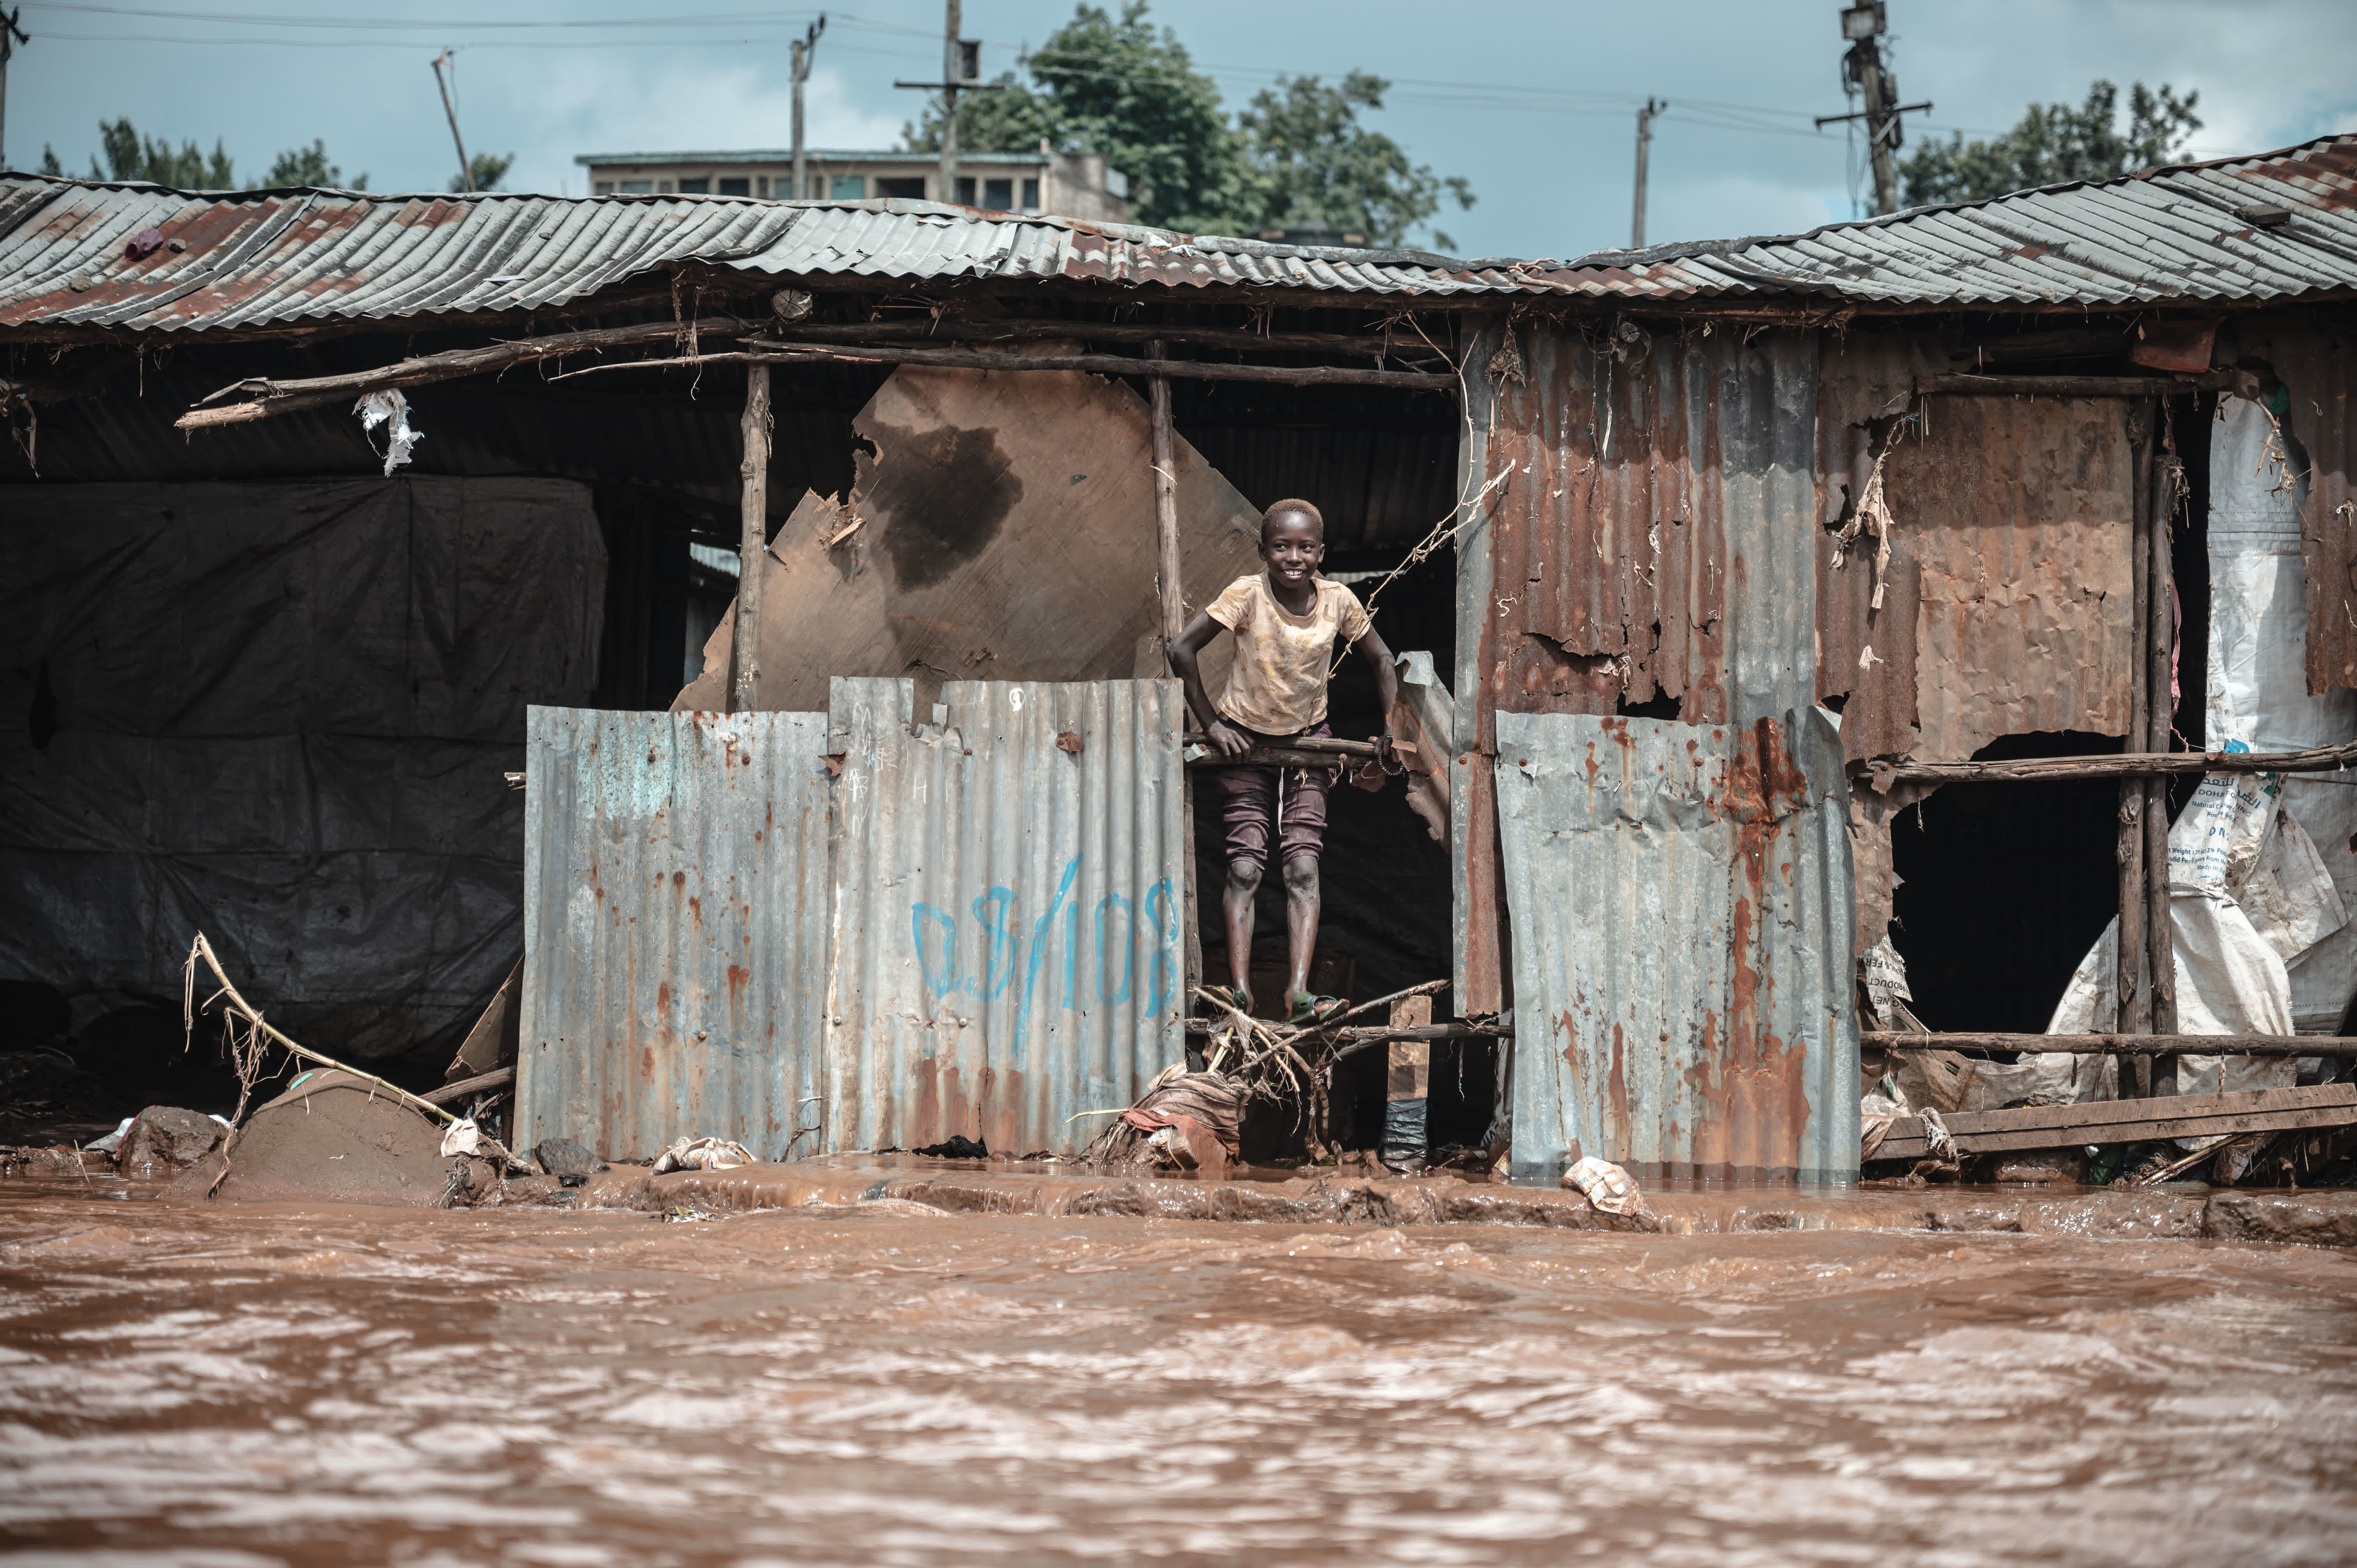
[0,7,29,173]
[790,14,824,200]
[895,2,993,205]
[1814,2,1930,216]
[1631,97,1664,249]
[431,48,475,193]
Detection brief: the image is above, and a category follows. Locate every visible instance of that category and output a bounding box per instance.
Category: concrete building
[575,147,1131,222]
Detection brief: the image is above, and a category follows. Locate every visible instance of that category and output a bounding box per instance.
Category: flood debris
[1561,1155,1650,1222]
[1083,1065,1245,1176]
[116,1108,229,1176]
[909,1135,990,1160]
[650,1136,756,1174]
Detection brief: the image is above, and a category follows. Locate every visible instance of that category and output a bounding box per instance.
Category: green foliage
[68,120,369,192]
[449,152,514,194]
[38,145,62,177]
[902,0,1471,245]
[1899,80,2202,207]
[94,118,234,189]
[1235,72,1474,250]
[264,139,368,191]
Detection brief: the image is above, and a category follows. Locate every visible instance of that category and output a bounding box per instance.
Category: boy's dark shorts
[1213,718,1333,865]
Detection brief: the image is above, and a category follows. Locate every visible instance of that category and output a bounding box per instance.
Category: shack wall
[824,676,1188,1155]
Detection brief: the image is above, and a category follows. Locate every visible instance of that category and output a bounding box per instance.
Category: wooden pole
[1865,1031,2357,1057]
[1148,340,1201,1005]
[2147,413,2182,1059]
[1867,738,2357,784]
[570,344,1458,392]
[730,363,771,714]
[2118,406,2152,1061]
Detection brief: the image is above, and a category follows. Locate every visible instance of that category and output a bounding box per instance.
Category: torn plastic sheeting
[2207,394,2357,1035]
[355,389,422,477]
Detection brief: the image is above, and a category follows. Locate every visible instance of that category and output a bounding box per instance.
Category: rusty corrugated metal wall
[1494,709,1858,1183]
[824,676,1187,1155]
[1454,320,1821,1017]
[516,707,834,1160]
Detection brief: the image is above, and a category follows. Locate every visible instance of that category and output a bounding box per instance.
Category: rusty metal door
[515,707,834,1160]
[1494,708,1859,1184]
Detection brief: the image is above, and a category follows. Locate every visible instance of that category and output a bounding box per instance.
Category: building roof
[577,148,1053,168]
[1537,133,2357,307]
[2,134,2352,336]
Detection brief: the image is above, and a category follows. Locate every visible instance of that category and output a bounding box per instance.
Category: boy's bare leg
[1282,853,1320,1002]
[1223,857,1262,1009]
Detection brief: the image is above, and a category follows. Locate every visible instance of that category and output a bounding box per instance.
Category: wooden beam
[558,342,1458,390]
[2145,418,2180,1040]
[1869,738,2357,785]
[1916,371,2239,398]
[1869,1082,2357,1159]
[730,363,771,714]
[1866,1031,2357,1057]
[175,314,752,430]
[771,316,1454,361]
[2120,404,2153,1043]
[1148,337,1198,1003]
[421,1066,515,1106]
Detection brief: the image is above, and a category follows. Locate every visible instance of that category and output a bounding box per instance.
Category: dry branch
[1871,738,2357,785]
[175,315,754,430]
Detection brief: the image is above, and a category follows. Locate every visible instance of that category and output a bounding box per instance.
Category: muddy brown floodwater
[3,1184,2355,1566]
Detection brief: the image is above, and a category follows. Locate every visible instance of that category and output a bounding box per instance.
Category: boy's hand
[1207,719,1253,758]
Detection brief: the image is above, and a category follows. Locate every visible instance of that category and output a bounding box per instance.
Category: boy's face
[1260,511,1324,586]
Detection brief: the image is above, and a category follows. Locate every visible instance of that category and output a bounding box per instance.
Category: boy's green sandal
[1287,992,1346,1025]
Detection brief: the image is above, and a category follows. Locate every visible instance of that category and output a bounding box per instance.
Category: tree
[902,0,1472,245]
[1234,72,1474,249]
[56,120,369,192]
[449,152,514,194]
[907,1,1245,231]
[264,139,368,191]
[92,118,235,188]
[1899,80,2201,207]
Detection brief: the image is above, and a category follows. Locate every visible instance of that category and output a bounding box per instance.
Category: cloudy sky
[8,0,2353,260]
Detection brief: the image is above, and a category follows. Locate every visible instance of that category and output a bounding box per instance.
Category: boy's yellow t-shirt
[1203,572,1373,736]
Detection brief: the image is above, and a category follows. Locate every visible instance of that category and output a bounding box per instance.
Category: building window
[656,179,674,193]
[679,177,710,194]
[618,179,653,194]
[831,174,866,199]
[755,175,770,198]
[876,177,924,200]
[1021,178,1040,210]
[982,177,1013,210]
[595,180,616,196]
[954,175,976,206]
[717,177,750,197]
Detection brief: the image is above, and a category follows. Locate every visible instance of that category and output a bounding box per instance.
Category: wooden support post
[2147,413,2182,1060]
[2117,406,2152,1072]
[1148,341,1200,1002]
[730,363,772,715]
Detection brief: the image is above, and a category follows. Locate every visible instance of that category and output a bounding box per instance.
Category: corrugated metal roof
[824,675,1187,1156]
[5,134,2353,336]
[0,179,799,332]
[1494,709,1859,1185]
[516,706,835,1162]
[1536,136,2357,306]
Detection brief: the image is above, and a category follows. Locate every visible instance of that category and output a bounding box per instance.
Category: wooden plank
[422,1066,515,1107]
[729,362,771,714]
[1870,1082,2357,1159]
[1873,738,2357,784]
[1864,1032,2357,1056]
[1917,372,2237,398]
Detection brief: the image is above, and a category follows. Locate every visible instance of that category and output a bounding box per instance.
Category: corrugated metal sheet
[0,180,797,332]
[515,706,833,1162]
[11,133,2353,334]
[1533,136,2357,306]
[1494,709,1858,1184]
[1452,319,1820,1016]
[824,676,1186,1155]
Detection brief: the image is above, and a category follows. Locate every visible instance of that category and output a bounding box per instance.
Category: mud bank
[576,1155,2357,1248]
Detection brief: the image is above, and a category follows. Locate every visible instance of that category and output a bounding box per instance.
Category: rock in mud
[534,1137,605,1177]
[117,1107,225,1176]
[167,1070,453,1208]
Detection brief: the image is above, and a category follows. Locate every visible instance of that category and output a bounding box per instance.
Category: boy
[1168,498,1398,1023]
